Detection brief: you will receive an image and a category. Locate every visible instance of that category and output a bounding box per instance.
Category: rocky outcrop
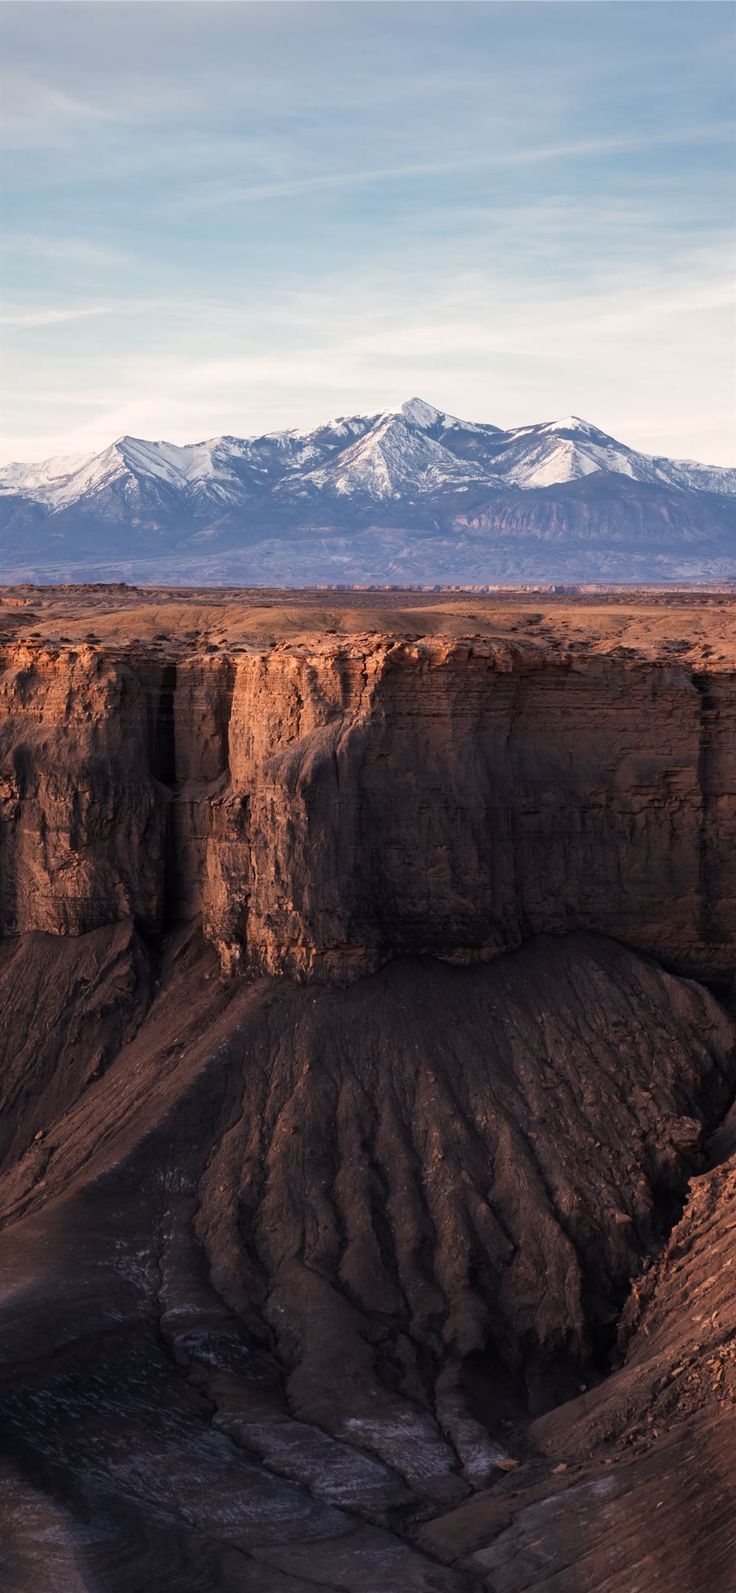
[2,635,736,984]
[417,1100,736,1593]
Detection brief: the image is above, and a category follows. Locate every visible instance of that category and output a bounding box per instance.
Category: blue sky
[0,1,734,464]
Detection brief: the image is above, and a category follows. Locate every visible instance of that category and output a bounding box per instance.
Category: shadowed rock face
[1,614,736,1591]
[1,636,736,983]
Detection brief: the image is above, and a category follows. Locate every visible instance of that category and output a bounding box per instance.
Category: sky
[0,0,734,466]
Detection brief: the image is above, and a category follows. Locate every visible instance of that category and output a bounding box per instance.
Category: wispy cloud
[3,232,135,270]
[1,305,117,331]
[172,122,735,212]
[0,74,117,149]
[0,298,195,331]
[3,241,732,466]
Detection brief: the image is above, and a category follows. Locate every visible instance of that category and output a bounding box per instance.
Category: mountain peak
[394,397,505,437]
[397,397,448,428]
[542,416,609,440]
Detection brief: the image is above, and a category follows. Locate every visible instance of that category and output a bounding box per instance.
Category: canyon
[1,586,735,1592]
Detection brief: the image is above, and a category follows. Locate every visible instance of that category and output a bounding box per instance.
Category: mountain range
[1,397,734,585]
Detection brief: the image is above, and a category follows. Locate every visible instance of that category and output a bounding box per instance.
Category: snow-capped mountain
[482,416,736,496]
[1,399,734,585]
[286,407,506,501]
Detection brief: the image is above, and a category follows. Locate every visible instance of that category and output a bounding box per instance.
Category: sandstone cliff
[2,633,735,985]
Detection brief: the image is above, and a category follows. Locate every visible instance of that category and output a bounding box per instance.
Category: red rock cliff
[2,635,735,984]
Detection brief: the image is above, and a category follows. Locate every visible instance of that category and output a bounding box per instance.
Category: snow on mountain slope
[492,417,736,495]
[0,449,96,502]
[0,416,378,515]
[1,403,733,526]
[290,410,501,500]
[0,437,217,511]
[490,419,640,489]
[396,396,503,439]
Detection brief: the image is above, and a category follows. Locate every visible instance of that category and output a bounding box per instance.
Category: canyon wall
[1,636,736,984]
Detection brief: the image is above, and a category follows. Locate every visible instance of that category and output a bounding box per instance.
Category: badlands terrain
[1,585,736,1592]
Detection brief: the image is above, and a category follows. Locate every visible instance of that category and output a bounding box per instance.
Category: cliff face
[0,643,169,937]
[2,635,735,985]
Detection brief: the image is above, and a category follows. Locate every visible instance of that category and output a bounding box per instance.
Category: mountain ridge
[1,398,734,585]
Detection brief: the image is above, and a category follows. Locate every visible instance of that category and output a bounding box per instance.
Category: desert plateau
[0,586,735,1592]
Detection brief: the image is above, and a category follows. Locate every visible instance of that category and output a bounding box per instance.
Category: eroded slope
[419,1108,736,1593]
[0,929,734,1591]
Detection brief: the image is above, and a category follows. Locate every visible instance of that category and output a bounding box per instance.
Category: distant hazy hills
[1,398,734,585]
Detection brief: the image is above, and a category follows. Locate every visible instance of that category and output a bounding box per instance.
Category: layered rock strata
[1,636,736,984]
